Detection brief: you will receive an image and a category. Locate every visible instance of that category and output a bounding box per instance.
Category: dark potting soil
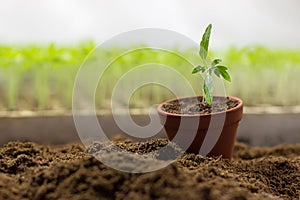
[161,96,239,115]
[0,138,299,200]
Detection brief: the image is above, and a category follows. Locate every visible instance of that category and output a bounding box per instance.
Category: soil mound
[0,139,299,200]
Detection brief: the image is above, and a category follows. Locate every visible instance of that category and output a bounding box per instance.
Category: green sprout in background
[192,24,231,105]
[0,41,300,111]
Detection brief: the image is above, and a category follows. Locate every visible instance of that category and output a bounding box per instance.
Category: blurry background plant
[0,42,300,111]
[0,0,299,111]
[0,42,95,110]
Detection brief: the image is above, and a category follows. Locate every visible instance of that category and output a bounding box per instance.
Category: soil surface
[161,96,239,115]
[0,138,299,200]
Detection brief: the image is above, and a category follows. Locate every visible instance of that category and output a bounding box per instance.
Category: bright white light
[0,0,299,48]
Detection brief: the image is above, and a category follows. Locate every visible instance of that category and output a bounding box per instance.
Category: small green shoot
[192,24,231,105]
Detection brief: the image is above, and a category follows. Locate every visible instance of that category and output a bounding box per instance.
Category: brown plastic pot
[157,96,243,159]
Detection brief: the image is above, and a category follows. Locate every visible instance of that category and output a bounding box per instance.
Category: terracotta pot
[157,96,243,159]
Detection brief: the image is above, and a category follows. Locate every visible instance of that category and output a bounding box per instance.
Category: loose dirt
[161,96,239,115]
[0,138,299,200]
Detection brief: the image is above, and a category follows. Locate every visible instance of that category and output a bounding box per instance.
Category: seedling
[192,24,231,105]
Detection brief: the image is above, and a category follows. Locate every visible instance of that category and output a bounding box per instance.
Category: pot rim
[157,95,243,117]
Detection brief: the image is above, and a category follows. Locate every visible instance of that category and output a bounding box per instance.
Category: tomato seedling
[192,24,231,105]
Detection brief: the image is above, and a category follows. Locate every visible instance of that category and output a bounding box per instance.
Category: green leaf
[216,65,228,71]
[203,74,213,105]
[213,68,220,77]
[199,24,212,61]
[216,65,231,82]
[211,58,222,66]
[192,65,205,74]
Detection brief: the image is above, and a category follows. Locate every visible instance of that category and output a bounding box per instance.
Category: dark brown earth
[0,138,299,200]
[162,96,239,114]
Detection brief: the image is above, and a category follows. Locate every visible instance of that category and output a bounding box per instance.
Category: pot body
[157,96,243,159]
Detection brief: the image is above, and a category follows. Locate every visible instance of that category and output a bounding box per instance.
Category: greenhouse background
[0,0,300,111]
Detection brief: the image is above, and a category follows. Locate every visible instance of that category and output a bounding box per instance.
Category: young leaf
[216,65,231,82]
[199,24,212,61]
[192,65,205,74]
[213,68,221,77]
[216,65,228,71]
[211,58,222,66]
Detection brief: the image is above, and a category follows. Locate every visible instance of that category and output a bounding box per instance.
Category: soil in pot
[0,137,299,200]
[161,96,239,115]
